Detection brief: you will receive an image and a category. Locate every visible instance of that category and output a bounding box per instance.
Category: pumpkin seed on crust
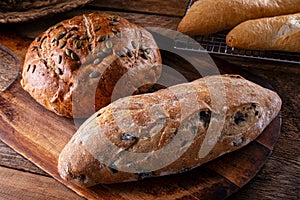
[56,32,67,40]
[76,40,83,49]
[59,40,67,49]
[105,40,113,49]
[71,52,79,61]
[89,71,101,78]
[95,25,101,31]
[65,48,72,56]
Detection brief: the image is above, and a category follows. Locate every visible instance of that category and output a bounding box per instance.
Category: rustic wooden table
[0,1,299,199]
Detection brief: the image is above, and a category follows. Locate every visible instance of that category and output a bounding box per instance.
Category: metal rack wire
[177,0,300,64]
[174,31,300,64]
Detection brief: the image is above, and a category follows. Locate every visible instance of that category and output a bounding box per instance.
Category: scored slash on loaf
[20,13,162,118]
[58,74,282,187]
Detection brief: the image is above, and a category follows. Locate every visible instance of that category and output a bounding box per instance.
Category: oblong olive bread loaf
[21,13,162,118]
[58,74,282,186]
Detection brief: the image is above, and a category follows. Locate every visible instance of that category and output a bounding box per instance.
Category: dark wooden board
[0,13,281,200]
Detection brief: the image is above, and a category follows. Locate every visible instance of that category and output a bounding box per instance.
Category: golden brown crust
[177,0,300,35]
[226,13,300,52]
[21,13,162,118]
[58,74,282,187]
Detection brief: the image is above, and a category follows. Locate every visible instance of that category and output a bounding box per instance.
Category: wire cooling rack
[174,32,300,64]
[176,0,300,64]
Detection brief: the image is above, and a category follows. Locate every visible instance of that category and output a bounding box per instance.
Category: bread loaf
[226,13,300,52]
[177,0,300,35]
[58,74,282,187]
[21,13,162,118]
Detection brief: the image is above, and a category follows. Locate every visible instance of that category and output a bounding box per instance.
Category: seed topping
[72,34,79,40]
[103,47,112,54]
[31,46,38,51]
[113,16,120,22]
[76,40,83,49]
[116,50,126,57]
[69,26,79,32]
[93,58,103,65]
[80,35,88,40]
[59,40,66,49]
[94,25,101,31]
[53,40,59,47]
[54,24,63,29]
[71,52,79,61]
[131,41,137,49]
[109,21,118,26]
[65,48,72,56]
[105,40,113,49]
[111,27,119,33]
[56,32,67,41]
[89,71,101,78]
[55,67,63,75]
[116,32,122,38]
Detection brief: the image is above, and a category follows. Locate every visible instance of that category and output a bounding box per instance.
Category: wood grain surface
[0,1,299,199]
[0,166,83,200]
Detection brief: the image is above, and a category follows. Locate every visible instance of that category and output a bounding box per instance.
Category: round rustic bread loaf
[21,13,162,118]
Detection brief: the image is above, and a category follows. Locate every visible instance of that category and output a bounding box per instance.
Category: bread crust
[226,13,300,52]
[58,74,282,186]
[178,0,300,35]
[21,13,162,118]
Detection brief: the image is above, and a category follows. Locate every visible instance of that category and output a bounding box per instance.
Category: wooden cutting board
[0,31,281,200]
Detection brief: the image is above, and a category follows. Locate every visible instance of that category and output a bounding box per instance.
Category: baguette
[178,0,300,35]
[58,74,282,187]
[21,13,162,118]
[226,13,300,52]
